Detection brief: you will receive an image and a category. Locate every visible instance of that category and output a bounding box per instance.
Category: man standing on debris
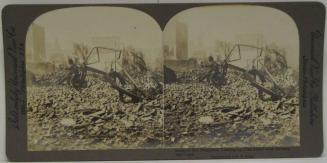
[58,58,78,84]
[58,57,88,89]
[67,58,84,87]
[199,56,222,86]
[208,56,221,84]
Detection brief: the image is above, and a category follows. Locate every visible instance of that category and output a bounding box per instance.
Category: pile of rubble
[27,75,163,151]
[32,69,68,85]
[163,69,299,148]
[27,67,299,150]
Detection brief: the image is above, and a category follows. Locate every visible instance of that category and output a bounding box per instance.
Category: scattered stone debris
[60,118,76,127]
[198,116,214,124]
[163,68,299,148]
[28,66,299,150]
[28,74,163,151]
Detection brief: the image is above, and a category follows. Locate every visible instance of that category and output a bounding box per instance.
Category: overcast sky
[27,5,299,69]
[29,6,162,69]
[163,5,299,69]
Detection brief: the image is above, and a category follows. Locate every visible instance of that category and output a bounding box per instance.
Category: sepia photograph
[26,5,300,151]
[3,1,326,161]
[163,5,300,148]
[26,6,164,150]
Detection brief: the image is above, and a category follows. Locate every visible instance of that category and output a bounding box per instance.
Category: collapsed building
[27,41,299,150]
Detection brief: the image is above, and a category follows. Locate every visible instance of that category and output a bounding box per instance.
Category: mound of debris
[163,69,299,148]
[27,67,299,150]
[27,75,163,151]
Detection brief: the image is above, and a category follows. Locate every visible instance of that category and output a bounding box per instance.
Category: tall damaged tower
[175,20,188,60]
[26,23,46,63]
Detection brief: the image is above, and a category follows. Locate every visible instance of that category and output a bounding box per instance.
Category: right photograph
[163,5,300,148]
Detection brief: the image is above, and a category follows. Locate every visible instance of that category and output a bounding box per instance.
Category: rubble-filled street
[27,74,164,151]
[24,6,301,151]
[163,69,299,148]
[28,67,299,150]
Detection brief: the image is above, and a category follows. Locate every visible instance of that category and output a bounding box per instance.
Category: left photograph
[26,7,164,151]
